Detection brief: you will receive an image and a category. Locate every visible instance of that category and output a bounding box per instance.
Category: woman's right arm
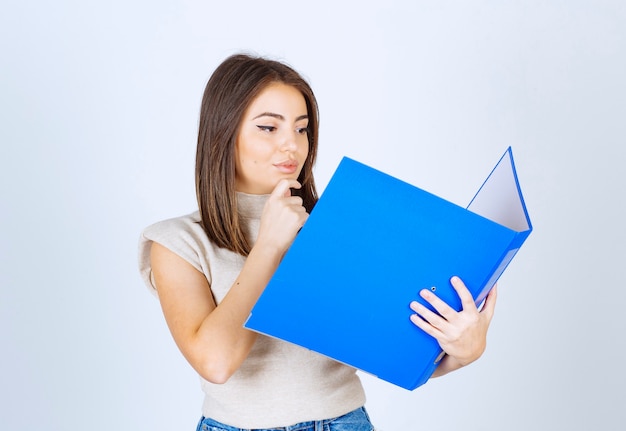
[150,179,308,384]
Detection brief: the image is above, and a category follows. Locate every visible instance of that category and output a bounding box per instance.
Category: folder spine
[474,231,530,306]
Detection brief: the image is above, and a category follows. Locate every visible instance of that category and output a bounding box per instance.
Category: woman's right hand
[151,178,309,385]
[255,179,309,254]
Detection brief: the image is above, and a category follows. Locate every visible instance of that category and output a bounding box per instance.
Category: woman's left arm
[408,276,498,378]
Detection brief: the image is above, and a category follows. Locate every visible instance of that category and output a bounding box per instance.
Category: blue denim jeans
[196,406,375,431]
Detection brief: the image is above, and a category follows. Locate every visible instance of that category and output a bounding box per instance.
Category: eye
[257,125,276,133]
[296,127,310,135]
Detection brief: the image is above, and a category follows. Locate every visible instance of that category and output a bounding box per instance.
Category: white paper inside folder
[467,147,532,233]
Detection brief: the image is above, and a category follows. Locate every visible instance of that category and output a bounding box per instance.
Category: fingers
[270,180,306,214]
[415,279,466,322]
[449,276,477,311]
[409,300,448,337]
[271,178,302,198]
[481,284,497,321]
[256,179,308,253]
[410,276,481,327]
[417,288,453,319]
[409,278,498,367]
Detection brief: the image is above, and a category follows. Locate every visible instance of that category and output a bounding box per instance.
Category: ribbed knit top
[138,192,365,428]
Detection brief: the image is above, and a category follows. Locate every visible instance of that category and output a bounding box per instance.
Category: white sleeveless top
[138,192,365,429]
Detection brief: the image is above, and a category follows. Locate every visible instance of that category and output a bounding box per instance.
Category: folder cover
[245,147,532,390]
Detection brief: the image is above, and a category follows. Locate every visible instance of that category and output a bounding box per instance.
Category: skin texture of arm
[151,179,308,384]
[409,276,498,378]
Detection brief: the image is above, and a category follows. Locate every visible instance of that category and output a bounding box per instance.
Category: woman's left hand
[409,276,497,370]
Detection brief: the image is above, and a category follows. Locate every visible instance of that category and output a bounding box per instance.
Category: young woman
[138,53,496,431]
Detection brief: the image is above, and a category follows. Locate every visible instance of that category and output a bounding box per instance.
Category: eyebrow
[252,112,309,122]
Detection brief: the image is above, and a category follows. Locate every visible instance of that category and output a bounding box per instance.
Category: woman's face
[234,82,310,194]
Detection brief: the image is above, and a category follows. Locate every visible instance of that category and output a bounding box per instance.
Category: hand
[255,179,309,255]
[409,276,497,367]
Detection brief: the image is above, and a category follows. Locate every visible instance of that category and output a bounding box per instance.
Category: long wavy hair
[195,54,319,256]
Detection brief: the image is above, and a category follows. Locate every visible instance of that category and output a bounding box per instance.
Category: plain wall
[1,1,625,430]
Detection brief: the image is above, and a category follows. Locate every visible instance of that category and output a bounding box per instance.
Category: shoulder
[138,211,207,294]
[142,211,203,239]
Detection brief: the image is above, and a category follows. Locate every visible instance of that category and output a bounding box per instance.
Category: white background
[1,1,625,430]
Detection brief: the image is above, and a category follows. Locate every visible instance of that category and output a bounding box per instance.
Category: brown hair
[195,54,319,256]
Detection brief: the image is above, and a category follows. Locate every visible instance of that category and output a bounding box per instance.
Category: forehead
[244,82,307,117]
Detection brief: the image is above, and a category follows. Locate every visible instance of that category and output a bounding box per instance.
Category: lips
[274,160,299,174]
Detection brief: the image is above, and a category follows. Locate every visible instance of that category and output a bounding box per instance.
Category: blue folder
[245,147,533,390]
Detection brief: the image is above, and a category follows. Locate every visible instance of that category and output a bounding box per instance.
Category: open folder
[245,147,533,390]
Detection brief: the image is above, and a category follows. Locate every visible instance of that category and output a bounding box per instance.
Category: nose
[280,130,299,152]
